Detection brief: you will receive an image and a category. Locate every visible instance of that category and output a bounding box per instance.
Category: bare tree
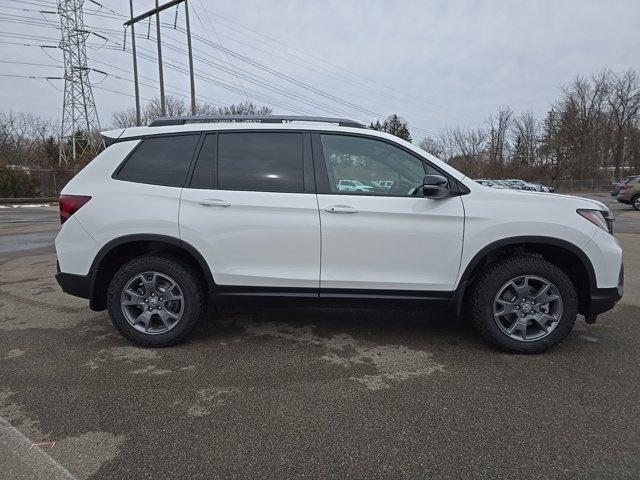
[0,111,55,167]
[111,97,273,128]
[443,126,488,177]
[607,70,640,177]
[418,136,446,159]
[511,111,539,169]
[485,107,513,176]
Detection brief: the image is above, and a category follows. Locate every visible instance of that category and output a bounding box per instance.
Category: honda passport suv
[55,116,624,353]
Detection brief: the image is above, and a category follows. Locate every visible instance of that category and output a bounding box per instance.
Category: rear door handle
[324,205,358,214]
[199,198,231,207]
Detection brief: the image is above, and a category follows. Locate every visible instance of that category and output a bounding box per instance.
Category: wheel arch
[452,236,596,316]
[88,234,214,311]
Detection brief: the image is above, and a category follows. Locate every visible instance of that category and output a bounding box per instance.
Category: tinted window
[190,134,216,189]
[320,134,431,196]
[217,132,303,192]
[117,134,199,187]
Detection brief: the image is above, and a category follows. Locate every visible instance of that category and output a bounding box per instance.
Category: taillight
[59,195,91,224]
[619,184,632,190]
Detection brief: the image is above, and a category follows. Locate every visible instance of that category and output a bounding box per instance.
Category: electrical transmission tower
[58,0,102,165]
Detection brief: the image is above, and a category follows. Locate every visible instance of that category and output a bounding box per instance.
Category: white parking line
[0,418,77,480]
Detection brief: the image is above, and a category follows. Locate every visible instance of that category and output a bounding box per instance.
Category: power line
[191,0,247,100]
[196,4,480,125]
[0,9,438,133]
[2,3,444,136]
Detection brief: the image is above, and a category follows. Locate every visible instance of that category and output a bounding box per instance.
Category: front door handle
[324,205,358,214]
[199,198,231,207]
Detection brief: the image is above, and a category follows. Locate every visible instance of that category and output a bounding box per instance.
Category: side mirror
[422,174,450,199]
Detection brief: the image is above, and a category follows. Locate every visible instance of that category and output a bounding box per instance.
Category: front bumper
[585,264,623,321]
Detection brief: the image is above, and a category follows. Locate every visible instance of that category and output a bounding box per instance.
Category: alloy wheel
[493,275,563,342]
[120,271,185,334]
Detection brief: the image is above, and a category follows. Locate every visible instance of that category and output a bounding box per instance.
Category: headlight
[577,209,614,234]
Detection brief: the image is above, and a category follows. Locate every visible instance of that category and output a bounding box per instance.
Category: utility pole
[58,0,102,165]
[125,0,196,119]
[128,0,141,126]
[184,0,196,115]
[155,0,166,116]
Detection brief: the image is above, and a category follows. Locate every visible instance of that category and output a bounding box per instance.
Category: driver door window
[319,134,433,196]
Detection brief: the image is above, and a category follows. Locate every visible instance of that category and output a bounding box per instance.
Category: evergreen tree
[369,114,412,142]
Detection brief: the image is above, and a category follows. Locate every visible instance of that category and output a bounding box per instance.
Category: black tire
[632,195,640,211]
[469,255,577,353]
[107,254,207,347]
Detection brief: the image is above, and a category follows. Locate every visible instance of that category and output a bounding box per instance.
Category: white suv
[55,116,623,353]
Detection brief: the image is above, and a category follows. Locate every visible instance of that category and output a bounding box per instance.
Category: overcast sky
[1,0,639,139]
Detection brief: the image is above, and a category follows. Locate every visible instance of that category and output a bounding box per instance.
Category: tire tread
[469,255,577,354]
[106,254,206,347]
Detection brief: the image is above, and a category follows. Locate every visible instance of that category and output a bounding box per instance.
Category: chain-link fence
[533,179,613,192]
[31,169,80,197]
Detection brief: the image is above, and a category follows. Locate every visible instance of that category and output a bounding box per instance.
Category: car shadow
[192,305,483,351]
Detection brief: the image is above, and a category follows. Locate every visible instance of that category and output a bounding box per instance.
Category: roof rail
[148,115,366,128]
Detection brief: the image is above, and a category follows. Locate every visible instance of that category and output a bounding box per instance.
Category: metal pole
[184,0,196,115]
[155,0,166,116]
[129,0,141,126]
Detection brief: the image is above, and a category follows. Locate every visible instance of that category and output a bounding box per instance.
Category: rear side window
[217,132,303,192]
[116,134,200,187]
[190,134,216,189]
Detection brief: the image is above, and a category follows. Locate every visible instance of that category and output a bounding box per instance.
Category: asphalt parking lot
[1,193,639,479]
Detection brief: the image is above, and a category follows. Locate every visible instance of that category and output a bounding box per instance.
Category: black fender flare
[88,234,215,310]
[450,235,597,316]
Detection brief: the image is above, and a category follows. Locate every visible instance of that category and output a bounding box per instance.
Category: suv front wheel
[469,256,578,353]
[107,254,207,347]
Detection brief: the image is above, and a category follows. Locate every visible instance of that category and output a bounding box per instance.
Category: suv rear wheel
[107,254,207,347]
[469,256,577,353]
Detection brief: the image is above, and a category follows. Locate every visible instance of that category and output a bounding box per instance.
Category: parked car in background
[611,176,639,196]
[491,179,513,189]
[617,176,640,210]
[529,182,554,193]
[372,180,394,189]
[338,179,374,192]
[506,179,539,191]
[500,180,522,190]
[474,179,507,189]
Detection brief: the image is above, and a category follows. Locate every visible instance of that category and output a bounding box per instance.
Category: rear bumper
[55,263,91,299]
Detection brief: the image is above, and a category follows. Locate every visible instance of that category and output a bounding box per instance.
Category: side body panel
[179,189,321,288]
[57,139,183,266]
[317,194,465,291]
[456,185,620,289]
